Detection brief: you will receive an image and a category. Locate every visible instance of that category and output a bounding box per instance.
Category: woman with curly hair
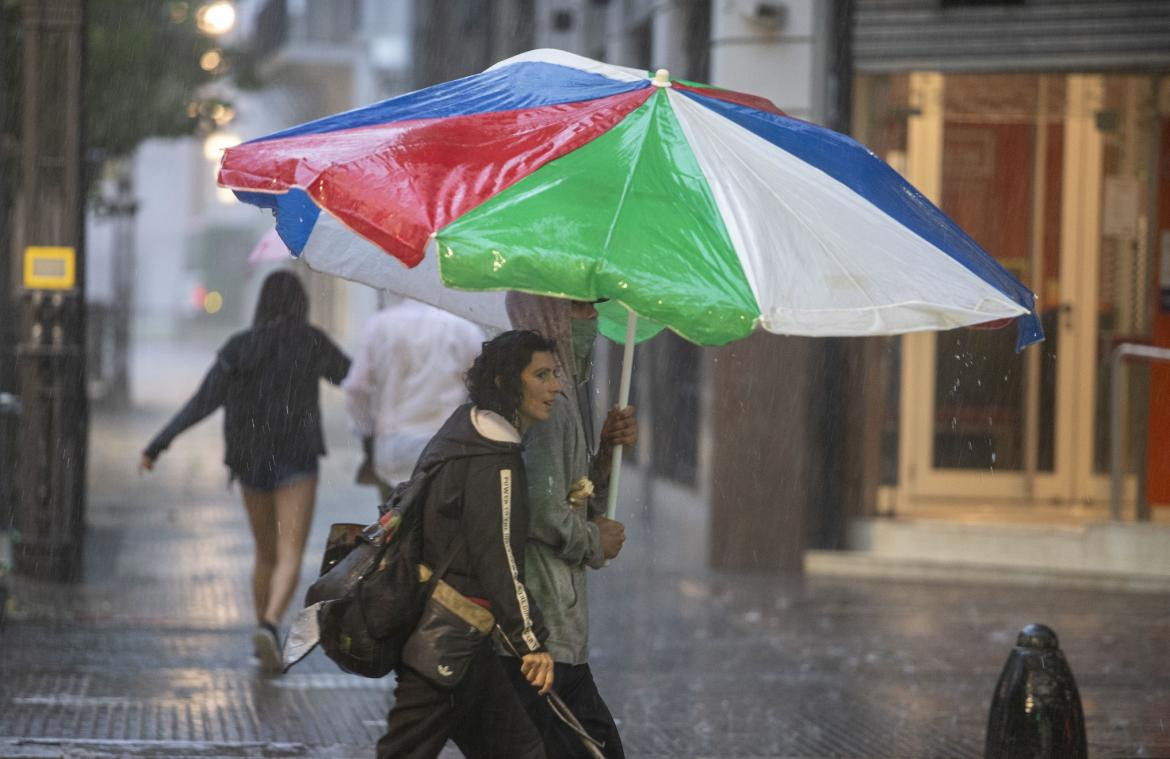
[377,329,559,759]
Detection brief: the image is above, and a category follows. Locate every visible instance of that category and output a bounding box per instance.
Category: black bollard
[984,623,1087,759]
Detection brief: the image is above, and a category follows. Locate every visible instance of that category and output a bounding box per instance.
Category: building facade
[850,0,1170,522]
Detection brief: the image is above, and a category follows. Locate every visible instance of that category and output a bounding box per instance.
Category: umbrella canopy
[219,48,1042,350]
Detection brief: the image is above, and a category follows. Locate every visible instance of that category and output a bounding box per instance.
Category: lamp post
[12,0,86,581]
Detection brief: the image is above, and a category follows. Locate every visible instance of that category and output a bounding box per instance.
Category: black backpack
[287,462,456,678]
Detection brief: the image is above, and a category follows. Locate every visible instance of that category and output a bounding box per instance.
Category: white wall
[709,0,830,123]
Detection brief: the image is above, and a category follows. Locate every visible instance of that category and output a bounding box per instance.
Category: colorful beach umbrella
[218,48,1043,515]
[218,48,1042,349]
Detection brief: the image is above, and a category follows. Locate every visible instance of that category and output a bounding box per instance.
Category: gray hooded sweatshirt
[506,293,609,665]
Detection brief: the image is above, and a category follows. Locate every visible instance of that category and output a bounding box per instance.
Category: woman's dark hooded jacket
[412,403,548,656]
[144,321,351,473]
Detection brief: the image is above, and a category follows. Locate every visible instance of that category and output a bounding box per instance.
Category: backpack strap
[429,531,467,584]
[417,458,469,595]
[378,457,445,516]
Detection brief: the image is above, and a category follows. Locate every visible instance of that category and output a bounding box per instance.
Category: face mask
[570,318,598,379]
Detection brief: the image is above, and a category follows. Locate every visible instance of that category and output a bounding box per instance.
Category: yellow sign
[23,246,76,290]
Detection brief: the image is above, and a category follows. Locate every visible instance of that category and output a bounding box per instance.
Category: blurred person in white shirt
[343,298,485,499]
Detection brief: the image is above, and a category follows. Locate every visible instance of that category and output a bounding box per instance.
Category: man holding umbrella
[505,293,637,758]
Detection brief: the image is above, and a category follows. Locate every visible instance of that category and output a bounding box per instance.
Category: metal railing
[1110,342,1170,521]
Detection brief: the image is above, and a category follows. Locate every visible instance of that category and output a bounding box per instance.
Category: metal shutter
[854,0,1170,73]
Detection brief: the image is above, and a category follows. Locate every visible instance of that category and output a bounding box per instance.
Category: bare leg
[263,476,318,626]
[241,487,278,624]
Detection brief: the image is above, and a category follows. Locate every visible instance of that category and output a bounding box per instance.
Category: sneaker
[252,623,283,675]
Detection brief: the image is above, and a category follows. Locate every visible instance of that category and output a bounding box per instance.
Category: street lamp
[196,1,236,36]
[199,49,224,73]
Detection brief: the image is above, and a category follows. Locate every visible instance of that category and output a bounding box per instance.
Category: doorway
[853,72,1158,512]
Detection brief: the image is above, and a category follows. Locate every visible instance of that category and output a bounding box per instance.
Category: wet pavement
[2,337,1169,758]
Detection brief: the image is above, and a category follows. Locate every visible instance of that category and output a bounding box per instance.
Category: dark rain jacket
[143,321,351,473]
[413,403,548,656]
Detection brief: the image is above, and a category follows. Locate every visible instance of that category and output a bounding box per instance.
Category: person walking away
[504,293,637,758]
[377,329,559,759]
[343,299,484,501]
[139,270,351,674]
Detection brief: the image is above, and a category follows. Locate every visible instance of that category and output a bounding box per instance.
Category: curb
[803,550,1170,593]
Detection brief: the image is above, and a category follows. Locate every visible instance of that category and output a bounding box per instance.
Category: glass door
[854,72,1159,510]
[908,73,1071,504]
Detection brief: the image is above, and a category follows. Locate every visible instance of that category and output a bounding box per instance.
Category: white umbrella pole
[604,309,638,520]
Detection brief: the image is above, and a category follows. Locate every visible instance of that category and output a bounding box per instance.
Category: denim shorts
[233,460,319,492]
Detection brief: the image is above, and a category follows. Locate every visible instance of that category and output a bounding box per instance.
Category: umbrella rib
[766,299,1024,318]
[599,100,656,259]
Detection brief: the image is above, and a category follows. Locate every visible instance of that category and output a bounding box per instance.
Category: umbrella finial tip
[652,69,672,87]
